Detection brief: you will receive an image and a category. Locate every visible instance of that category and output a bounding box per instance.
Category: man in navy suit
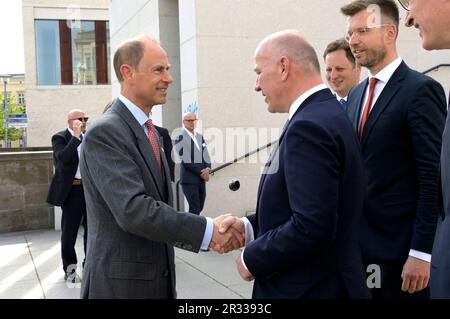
[341,0,446,298]
[175,112,211,215]
[219,30,370,298]
[398,0,450,299]
[47,109,88,282]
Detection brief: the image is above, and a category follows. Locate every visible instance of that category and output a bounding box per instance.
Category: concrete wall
[109,0,183,130]
[22,0,111,147]
[0,151,54,232]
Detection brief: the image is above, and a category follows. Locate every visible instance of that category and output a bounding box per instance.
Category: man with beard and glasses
[341,0,447,299]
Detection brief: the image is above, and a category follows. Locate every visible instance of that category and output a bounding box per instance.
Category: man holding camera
[47,109,88,283]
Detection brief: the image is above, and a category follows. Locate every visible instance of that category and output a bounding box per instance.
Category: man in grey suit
[79,35,243,299]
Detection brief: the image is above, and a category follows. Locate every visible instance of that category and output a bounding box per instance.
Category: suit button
[163,269,169,277]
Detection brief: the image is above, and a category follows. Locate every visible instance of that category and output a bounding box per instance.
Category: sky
[0,0,25,74]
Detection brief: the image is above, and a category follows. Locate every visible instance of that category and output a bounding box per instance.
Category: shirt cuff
[240,248,250,272]
[409,249,431,263]
[242,217,254,245]
[200,217,213,250]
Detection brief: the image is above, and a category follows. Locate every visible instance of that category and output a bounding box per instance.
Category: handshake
[209,214,245,254]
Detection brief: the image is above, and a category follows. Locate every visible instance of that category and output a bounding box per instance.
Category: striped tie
[145,119,162,170]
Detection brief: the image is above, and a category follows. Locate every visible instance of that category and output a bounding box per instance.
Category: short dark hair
[113,40,145,82]
[323,38,356,67]
[341,0,399,30]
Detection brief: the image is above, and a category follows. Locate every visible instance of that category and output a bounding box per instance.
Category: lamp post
[1,76,9,148]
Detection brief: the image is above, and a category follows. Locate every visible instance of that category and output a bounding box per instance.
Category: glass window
[34,19,109,86]
[71,21,96,85]
[35,20,61,85]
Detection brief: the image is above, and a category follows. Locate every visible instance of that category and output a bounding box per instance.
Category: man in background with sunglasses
[341,0,447,299]
[47,109,89,283]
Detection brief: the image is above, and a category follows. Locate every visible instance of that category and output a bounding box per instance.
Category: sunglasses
[398,0,410,11]
[71,117,89,122]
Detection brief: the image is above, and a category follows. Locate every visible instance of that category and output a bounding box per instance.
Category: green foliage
[0,93,26,143]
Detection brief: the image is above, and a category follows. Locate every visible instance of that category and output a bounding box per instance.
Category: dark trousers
[181,182,206,215]
[364,258,429,299]
[61,185,87,273]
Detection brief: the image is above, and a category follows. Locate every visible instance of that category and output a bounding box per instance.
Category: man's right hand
[210,214,245,253]
[73,120,83,139]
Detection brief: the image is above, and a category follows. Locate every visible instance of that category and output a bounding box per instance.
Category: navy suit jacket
[155,125,175,182]
[431,93,450,298]
[346,61,446,261]
[47,129,82,206]
[244,88,370,299]
[175,131,211,184]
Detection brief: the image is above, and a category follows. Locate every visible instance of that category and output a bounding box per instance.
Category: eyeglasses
[183,119,197,122]
[398,0,411,11]
[70,117,89,122]
[345,24,391,41]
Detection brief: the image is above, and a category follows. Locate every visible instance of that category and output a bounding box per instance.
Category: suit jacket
[346,61,446,261]
[79,99,207,299]
[155,125,175,182]
[430,94,450,298]
[175,130,211,184]
[47,129,82,206]
[244,88,370,299]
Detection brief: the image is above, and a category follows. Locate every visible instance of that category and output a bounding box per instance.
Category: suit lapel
[256,89,334,209]
[65,129,79,166]
[157,132,172,202]
[112,101,166,199]
[256,119,290,206]
[360,62,407,147]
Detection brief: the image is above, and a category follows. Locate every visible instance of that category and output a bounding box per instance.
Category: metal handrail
[175,140,277,210]
[421,64,450,75]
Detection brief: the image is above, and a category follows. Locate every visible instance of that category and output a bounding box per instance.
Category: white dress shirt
[183,127,200,150]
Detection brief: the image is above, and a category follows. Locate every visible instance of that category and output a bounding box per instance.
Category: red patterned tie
[145,119,162,170]
[359,77,378,138]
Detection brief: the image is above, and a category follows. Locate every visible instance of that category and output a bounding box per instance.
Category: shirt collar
[368,56,402,84]
[288,84,327,120]
[335,94,347,101]
[118,94,151,126]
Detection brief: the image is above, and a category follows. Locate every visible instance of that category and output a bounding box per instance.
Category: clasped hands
[209,214,245,253]
[209,214,255,281]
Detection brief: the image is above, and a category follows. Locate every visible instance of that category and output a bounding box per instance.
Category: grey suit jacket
[79,99,207,299]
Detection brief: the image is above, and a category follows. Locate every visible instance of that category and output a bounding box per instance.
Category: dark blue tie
[339,99,347,108]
